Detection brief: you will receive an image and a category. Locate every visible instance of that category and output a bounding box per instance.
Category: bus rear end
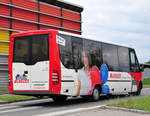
[8,30,61,97]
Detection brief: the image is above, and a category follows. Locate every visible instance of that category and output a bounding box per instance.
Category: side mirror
[140,65,144,72]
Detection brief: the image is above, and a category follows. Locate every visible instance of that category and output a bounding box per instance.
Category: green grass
[0,95,35,102]
[0,90,8,94]
[108,96,150,111]
[143,78,150,88]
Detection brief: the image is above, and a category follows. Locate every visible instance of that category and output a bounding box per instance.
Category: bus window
[71,36,83,70]
[58,34,73,69]
[130,50,140,72]
[83,39,102,69]
[102,43,119,71]
[32,35,49,64]
[13,38,29,64]
[13,34,49,65]
[118,47,130,72]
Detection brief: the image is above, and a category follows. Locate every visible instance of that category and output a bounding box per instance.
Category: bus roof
[58,30,133,49]
[11,29,133,49]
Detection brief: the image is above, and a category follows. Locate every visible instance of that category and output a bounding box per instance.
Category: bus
[8,29,144,101]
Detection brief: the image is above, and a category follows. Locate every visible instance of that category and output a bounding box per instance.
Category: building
[0,0,83,89]
[143,68,150,79]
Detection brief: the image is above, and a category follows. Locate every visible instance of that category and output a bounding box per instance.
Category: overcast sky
[65,0,150,63]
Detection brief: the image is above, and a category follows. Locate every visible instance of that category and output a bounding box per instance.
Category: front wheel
[133,83,142,96]
[91,87,100,101]
[135,86,142,96]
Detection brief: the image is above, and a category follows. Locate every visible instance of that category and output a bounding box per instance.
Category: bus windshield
[13,34,49,65]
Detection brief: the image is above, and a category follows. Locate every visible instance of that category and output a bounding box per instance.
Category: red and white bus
[8,29,143,101]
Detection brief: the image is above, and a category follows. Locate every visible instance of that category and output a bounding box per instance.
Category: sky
[65,0,150,63]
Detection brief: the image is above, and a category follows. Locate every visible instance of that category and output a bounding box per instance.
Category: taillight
[52,69,59,85]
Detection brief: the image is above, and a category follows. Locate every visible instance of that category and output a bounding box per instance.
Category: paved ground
[0,88,149,116]
[64,109,149,116]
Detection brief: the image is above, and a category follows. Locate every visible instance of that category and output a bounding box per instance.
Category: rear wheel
[52,96,67,102]
[91,87,100,101]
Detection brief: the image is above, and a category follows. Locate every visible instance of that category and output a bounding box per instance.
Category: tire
[133,83,142,96]
[91,87,100,101]
[135,85,142,96]
[52,96,67,102]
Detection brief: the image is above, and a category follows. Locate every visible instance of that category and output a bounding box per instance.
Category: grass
[108,96,150,111]
[0,90,8,94]
[143,78,150,88]
[0,95,35,102]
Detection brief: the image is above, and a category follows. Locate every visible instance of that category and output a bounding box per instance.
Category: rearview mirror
[140,65,144,72]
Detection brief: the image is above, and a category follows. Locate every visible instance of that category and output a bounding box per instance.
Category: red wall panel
[12,8,37,22]
[63,20,80,31]
[40,14,60,27]
[12,0,37,11]
[12,20,37,31]
[63,9,80,21]
[0,5,9,16]
[40,3,60,16]
[0,0,9,4]
[0,17,9,28]
[40,25,59,30]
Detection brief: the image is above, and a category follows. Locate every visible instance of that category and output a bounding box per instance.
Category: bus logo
[14,74,29,83]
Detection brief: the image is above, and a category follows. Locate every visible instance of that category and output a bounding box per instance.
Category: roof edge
[39,0,83,13]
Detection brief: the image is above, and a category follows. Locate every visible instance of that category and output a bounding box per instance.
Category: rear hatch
[12,34,49,91]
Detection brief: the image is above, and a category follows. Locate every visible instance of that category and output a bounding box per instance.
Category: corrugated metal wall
[0,30,9,90]
[0,0,83,90]
[0,55,8,90]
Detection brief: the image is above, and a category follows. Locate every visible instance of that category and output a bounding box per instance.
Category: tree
[146,60,150,64]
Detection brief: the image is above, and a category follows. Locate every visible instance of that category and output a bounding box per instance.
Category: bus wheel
[91,87,100,101]
[52,96,67,102]
[135,84,142,96]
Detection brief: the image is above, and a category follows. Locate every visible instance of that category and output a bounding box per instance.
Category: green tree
[146,60,150,64]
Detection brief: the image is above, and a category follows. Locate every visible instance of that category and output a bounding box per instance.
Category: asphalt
[64,109,150,116]
[0,88,149,116]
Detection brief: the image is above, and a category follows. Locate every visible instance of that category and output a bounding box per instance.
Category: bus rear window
[13,34,49,65]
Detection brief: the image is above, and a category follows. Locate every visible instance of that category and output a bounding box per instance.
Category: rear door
[13,34,49,91]
[13,37,31,90]
[30,35,49,90]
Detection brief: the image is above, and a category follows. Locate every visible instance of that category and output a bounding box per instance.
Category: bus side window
[102,43,119,71]
[58,34,73,69]
[83,39,102,68]
[129,50,140,72]
[71,37,83,70]
[118,47,130,72]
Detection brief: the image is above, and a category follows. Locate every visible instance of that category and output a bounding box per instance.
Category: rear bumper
[12,91,51,96]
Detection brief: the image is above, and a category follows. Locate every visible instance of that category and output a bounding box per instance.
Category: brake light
[52,69,59,85]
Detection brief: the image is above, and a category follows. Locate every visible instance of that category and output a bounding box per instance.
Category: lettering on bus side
[110,73,121,78]
[57,33,133,96]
